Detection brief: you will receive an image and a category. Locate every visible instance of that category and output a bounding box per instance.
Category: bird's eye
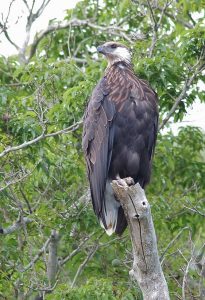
[111,44,117,49]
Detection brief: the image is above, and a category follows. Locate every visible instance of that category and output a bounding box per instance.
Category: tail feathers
[99,181,127,236]
[99,219,116,236]
[115,206,127,235]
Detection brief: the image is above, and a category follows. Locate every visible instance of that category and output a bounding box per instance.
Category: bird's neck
[107,55,131,67]
[105,60,132,74]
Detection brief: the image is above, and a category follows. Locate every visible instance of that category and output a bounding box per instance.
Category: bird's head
[97,42,131,66]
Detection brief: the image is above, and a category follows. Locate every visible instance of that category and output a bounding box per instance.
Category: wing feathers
[82,78,115,227]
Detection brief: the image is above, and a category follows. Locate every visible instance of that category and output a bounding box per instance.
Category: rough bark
[112,179,170,300]
[47,230,59,285]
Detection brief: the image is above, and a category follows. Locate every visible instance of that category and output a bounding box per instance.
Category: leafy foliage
[0,0,205,299]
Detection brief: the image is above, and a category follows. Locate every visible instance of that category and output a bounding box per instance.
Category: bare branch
[0,0,16,35]
[182,233,194,300]
[54,57,93,65]
[133,1,194,29]
[19,187,33,214]
[27,19,133,61]
[0,216,32,235]
[21,236,52,272]
[146,0,157,29]
[183,205,205,217]
[60,232,95,266]
[71,241,101,288]
[22,0,30,12]
[112,179,170,300]
[195,243,205,274]
[0,82,29,87]
[0,167,37,192]
[160,227,190,263]
[37,280,59,292]
[19,0,51,62]
[0,1,20,50]
[35,0,52,18]
[0,120,82,159]
[47,230,59,285]
[159,61,205,130]
[0,24,20,50]
[159,7,194,29]
[30,0,36,14]
[147,0,171,57]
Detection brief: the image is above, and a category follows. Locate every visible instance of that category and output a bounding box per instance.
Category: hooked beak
[97,45,106,55]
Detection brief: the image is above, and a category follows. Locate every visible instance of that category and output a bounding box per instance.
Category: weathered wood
[47,230,59,285]
[112,179,170,300]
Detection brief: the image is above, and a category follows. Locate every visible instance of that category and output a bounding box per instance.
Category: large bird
[82,41,158,235]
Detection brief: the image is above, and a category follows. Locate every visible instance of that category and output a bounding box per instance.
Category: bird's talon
[125,177,135,186]
[117,179,127,187]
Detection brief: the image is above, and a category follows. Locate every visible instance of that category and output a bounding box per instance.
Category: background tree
[0,0,205,299]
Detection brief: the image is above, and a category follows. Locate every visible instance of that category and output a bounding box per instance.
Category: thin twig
[184,205,205,217]
[21,236,52,272]
[147,0,171,57]
[71,244,99,288]
[0,168,35,192]
[182,233,195,300]
[22,0,30,12]
[160,227,190,263]
[159,61,205,130]
[133,1,194,29]
[0,0,16,34]
[60,232,95,266]
[0,162,39,192]
[0,120,82,159]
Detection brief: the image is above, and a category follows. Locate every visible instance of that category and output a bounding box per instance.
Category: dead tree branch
[112,179,170,300]
[47,230,59,285]
[0,216,32,235]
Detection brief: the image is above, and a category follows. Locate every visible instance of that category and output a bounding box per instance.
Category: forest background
[0,0,205,299]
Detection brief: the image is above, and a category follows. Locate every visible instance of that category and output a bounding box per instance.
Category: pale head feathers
[97,41,131,66]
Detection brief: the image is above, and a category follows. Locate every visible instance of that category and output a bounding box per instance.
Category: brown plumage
[82,42,158,235]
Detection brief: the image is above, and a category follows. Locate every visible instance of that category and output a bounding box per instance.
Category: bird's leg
[125,177,135,186]
[115,175,135,187]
